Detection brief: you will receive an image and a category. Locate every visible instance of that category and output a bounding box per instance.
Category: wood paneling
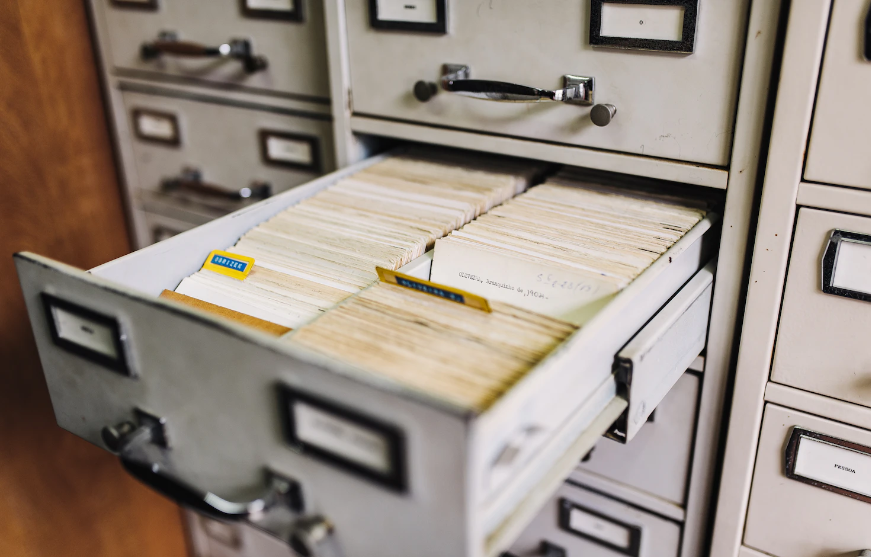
[0,2,188,556]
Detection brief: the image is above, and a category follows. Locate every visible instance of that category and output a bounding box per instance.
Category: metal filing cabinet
[25,0,788,555]
[712,1,871,556]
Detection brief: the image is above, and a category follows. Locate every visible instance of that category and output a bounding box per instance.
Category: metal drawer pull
[438,64,594,105]
[103,420,299,521]
[161,168,272,202]
[141,31,268,74]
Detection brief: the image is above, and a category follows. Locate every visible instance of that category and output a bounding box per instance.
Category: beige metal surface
[772,208,871,408]
[765,382,871,434]
[798,182,871,216]
[744,404,871,556]
[100,0,330,100]
[345,0,749,166]
[578,373,700,506]
[709,3,832,556]
[805,0,871,189]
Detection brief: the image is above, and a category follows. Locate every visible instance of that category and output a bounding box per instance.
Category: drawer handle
[161,168,272,202]
[140,31,268,74]
[103,420,299,521]
[437,63,595,105]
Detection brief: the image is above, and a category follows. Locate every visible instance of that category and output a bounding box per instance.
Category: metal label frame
[110,0,159,11]
[258,130,322,173]
[368,0,447,34]
[132,108,181,147]
[558,498,642,556]
[785,427,871,504]
[240,0,304,22]
[278,385,407,492]
[41,293,133,377]
[589,0,698,54]
[820,229,871,302]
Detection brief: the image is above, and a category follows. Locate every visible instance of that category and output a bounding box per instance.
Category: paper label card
[821,230,871,302]
[369,0,446,33]
[41,294,132,376]
[280,386,406,491]
[132,108,180,146]
[242,0,301,20]
[259,130,320,172]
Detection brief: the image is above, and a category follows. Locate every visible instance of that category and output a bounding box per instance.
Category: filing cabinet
[805,0,871,190]
[772,208,871,408]
[35,0,784,554]
[508,481,681,557]
[744,404,871,557]
[345,0,749,166]
[578,373,700,506]
[101,0,330,100]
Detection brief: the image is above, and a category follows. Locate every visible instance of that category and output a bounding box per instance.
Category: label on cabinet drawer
[787,428,871,503]
[559,499,641,556]
[280,386,406,491]
[132,109,180,146]
[600,3,685,41]
[259,130,319,172]
[246,0,294,11]
[41,293,131,376]
[370,0,446,33]
[821,230,871,302]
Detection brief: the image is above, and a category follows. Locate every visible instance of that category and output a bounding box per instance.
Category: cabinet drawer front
[805,0,871,190]
[744,404,871,557]
[123,90,334,212]
[143,210,203,244]
[577,373,700,506]
[772,208,871,407]
[508,482,680,557]
[345,0,748,166]
[101,0,329,100]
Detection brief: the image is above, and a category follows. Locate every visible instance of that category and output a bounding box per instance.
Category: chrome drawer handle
[103,420,299,521]
[438,64,594,105]
[160,168,272,202]
[140,31,268,74]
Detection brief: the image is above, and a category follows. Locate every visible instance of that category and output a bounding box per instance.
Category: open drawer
[15,155,716,557]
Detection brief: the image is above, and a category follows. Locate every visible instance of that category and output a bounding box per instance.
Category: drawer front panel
[102,0,329,99]
[345,0,748,166]
[123,90,334,207]
[744,404,871,557]
[772,208,871,407]
[577,373,700,506]
[508,482,680,557]
[805,0,871,189]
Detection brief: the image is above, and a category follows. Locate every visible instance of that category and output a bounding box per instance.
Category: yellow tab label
[202,250,255,280]
[376,267,491,312]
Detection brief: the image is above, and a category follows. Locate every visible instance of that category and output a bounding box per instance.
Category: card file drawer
[123,89,334,216]
[506,481,681,557]
[345,0,749,166]
[772,208,871,408]
[99,0,329,100]
[15,155,717,557]
[577,373,700,506]
[744,404,871,557]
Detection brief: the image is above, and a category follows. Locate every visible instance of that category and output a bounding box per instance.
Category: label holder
[821,229,871,302]
[41,293,133,377]
[132,108,181,147]
[368,0,447,34]
[279,385,407,492]
[589,0,698,54]
[258,130,321,172]
[110,0,158,11]
[785,427,871,504]
[240,0,303,22]
[558,498,642,556]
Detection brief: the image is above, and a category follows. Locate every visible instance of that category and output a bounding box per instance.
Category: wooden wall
[0,1,188,555]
